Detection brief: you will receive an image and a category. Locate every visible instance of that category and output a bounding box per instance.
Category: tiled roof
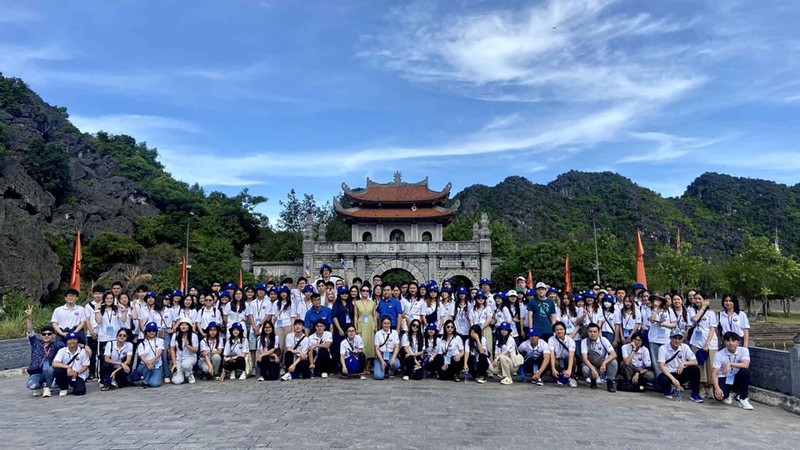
[334,205,458,222]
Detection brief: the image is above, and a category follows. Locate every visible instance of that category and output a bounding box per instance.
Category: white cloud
[617,132,720,164]
[70,114,200,143]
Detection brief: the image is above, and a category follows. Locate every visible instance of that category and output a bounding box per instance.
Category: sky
[1,0,799,220]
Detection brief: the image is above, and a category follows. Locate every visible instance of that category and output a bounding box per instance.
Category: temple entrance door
[381,268,415,285]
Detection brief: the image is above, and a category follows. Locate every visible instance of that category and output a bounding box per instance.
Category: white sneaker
[42,387,51,398]
[238,372,247,380]
[500,377,513,385]
[739,398,754,410]
[32,389,42,397]
[188,374,196,384]
[586,377,591,384]
[723,393,734,405]
[476,377,486,384]
[258,376,265,381]
[402,375,409,381]
[59,390,68,397]
[569,378,578,388]
[321,372,328,379]
[164,377,171,384]
[281,372,292,381]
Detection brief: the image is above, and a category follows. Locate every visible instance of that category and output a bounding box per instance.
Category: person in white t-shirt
[52,332,90,396]
[548,322,578,388]
[490,322,521,385]
[719,295,750,347]
[401,320,425,381]
[373,316,401,380]
[657,331,702,402]
[169,318,198,385]
[136,322,164,388]
[282,319,311,380]
[199,322,224,380]
[688,292,719,398]
[464,324,489,383]
[308,319,334,378]
[51,289,86,343]
[221,322,250,381]
[518,328,551,385]
[340,325,366,379]
[100,328,133,391]
[256,321,281,381]
[620,331,653,391]
[581,323,618,392]
[437,320,466,382]
[712,332,754,410]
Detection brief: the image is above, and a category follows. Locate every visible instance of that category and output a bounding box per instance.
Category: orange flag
[238,268,244,289]
[564,253,571,293]
[636,228,648,288]
[676,228,681,255]
[179,256,187,292]
[526,269,533,289]
[69,231,82,291]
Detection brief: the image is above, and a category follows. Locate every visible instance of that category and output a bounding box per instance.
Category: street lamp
[186,211,194,287]
[592,215,601,285]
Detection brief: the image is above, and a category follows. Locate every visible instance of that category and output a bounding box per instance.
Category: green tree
[83,232,144,280]
[650,243,704,294]
[21,139,71,202]
[278,189,305,232]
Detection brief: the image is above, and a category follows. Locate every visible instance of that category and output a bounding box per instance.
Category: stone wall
[251,262,304,282]
[749,347,792,395]
[0,338,29,371]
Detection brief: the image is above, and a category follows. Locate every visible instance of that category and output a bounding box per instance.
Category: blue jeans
[137,363,163,387]
[27,360,54,390]
[373,353,400,380]
[649,341,664,378]
[161,332,172,373]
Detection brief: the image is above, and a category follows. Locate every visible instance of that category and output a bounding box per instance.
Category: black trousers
[718,369,751,400]
[522,355,547,376]
[467,353,490,379]
[222,356,246,373]
[424,354,443,378]
[437,355,464,380]
[657,365,701,393]
[282,352,311,378]
[53,367,86,395]
[257,356,281,380]
[311,348,334,374]
[404,355,423,379]
[99,363,130,388]
[87,336,99,377]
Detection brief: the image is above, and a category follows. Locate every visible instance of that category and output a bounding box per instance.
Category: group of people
[24,265,754,410]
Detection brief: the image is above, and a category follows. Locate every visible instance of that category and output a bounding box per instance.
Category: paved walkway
[1,374,799,449]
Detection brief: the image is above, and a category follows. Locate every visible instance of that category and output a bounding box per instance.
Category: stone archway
[369,259,426,284]
[441,269,477,288]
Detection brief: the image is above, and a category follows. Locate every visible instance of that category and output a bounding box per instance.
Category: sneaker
[585,377,591,384]
[739,398,754,410]
[359,375,366,380]
[164,377,171,384]
[476,377,486,384]
[555,378,567,386]
[402,375,409,381]
[32,389,42,397]
[238,372,247,380]
[188,374,196,384]
[214,376,220,381]
[665,387,675,399]
[281,372,292,381]
[568,378,578,388]
[723,393,734,405]
[59,390,68,397]
[533,378,544,386]
[321,372,328,379]
[258,376,265,382]
[500,377,513,385]
[607,380,616,393]
[454,376,461,382]
[42,387,51,398]
[691,392,704,403]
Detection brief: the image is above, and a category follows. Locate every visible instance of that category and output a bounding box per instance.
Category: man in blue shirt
[304,293,332,335]
[526,282,557,341]
[375,284,404,333]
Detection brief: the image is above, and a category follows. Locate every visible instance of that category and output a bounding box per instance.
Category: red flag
[526,269,533,289]
[179,256,186,293]
[69,231,82,292]
[238,268,243,289]
[564,253,571,293]
[636,228,648,288]
[676,228,681,255]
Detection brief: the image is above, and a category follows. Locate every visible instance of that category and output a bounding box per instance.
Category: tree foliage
[21,138,71,203]
[83,232,144,280]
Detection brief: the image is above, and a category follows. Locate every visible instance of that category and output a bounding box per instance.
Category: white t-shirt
[408,299,428,321]
[718,311,750,338]
[689,309,719,349]
[453,305,471,335]
[226,307,248,331]
[548,335,576,360]
[494,336,518,357]
[246,299,272,326]
[400,333,422,352]
[712,347,750,377]
[137,338,164,368]
[285,332,309,354]
[584,308,603,329]
[51,304,86,330]
[293,299,311,322]
[170,333,199,360]
[374,329,400,353]
[616,310,641,337]
[581,336,614,358]
[438,301,455,326]
[223,338,248,357]
[658,343,696,373]
[469,306,492,327]
[621,343,651,369]
[639,305,652,330]
[438,335,465,357]
[84,301,101,331]
[340,335,364,358]
[465,336,488,357]
[256,335,280,354]
[104,341,134,364]
[274,304,295,328]
[175,308,197,325]
[200,337,224,355]
[556,307,582,335]
[518,339,551,359]
[494,306,518,337]
[196,307,223,331]
[143,307,173,337]
[648,309,675,345]
[54,347,90,380]
[309,331,333,348]
[600,308,617,334]
[96,307,123,342]
[424,337,441,359]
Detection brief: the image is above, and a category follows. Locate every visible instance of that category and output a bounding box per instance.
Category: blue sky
[2,0,799,221]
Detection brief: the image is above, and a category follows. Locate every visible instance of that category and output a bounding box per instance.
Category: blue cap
[337,286,349,295]
[583,291,597,299]
[429,285,439,293]
[320,263,332,274]
[230,322,244,332]
[480,278,491,286]
[172,290,183,297]
[144,322,158,332]
[547,287,558,294]
[65,331,80,340]
[146,291,157,299]
[603,294,615,303]
[427,280,438,286]
[498,322,512,331]
[574,294,583,302]
[279,285,290,293]
[527,327,540,337]
[456,287,467,295]
[633,283,645,290]
[441,287,451,293]
[224,283,236,290]
[219,292,230,299]
[442,278,451,284]
[524,289,536,297]
[205,321,220,332]
[256,283,267,291]
[474,291,486,299]
[303,285,315,293]
[425,323,438,331]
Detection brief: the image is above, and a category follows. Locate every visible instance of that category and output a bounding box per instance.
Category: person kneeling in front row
[490,322,522,385]
[518,327,551,385]
[25,306,64,398]
[712,331,754,410]
[308,319,335,378]
[619,331,654,391]
[222,322,250,381]
[581,323,618,392]
[282,319,311,381]
[657,330,703,402]
[340,325,367,380]
[52,332,90,396]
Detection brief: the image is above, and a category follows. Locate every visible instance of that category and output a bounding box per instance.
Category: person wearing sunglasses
[437,320,465,382]
[401,319,425,380]
[25,306,64,398]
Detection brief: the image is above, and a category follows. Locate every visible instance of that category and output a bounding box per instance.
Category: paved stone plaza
[1,374,799,449]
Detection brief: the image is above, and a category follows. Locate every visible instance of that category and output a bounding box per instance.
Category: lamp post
[185,211,194,288]
[592,215,601,285]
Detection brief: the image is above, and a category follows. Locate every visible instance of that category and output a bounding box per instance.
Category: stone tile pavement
[1,374,799,449]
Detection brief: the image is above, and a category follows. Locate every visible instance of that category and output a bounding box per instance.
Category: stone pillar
[478,213,493,280]
[240,245,253,272]
[302,213,315,277]
[792,332,800,398]
[427,255,435,282]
